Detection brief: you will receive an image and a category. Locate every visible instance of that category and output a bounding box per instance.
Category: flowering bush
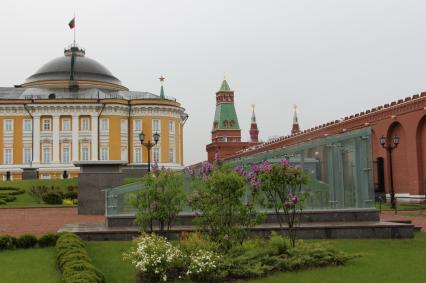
[189,163,263,251]
[235,160,308,247]
[131,169,185,233]
[124,233,185,282]
[186,249,223,282]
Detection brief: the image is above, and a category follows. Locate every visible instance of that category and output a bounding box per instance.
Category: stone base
[106,208,381,227]
[59,221,415,241]
[22,168,38,180]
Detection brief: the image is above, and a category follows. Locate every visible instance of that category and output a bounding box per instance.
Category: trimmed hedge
[56,232,105,283]
[0,233,60,251]
[42,192,63,204]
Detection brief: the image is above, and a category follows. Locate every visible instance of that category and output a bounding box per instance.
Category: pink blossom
[280,159,290,167]
[234,165,245,176]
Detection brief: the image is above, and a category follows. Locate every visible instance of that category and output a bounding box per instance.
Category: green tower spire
[159,75,165,99]
[212,78,240,131]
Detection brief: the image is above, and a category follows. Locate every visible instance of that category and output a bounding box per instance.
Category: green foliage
[0,199,7,205]
[42,191,63,204]
[63,191,78,200]
[179,232,219,254]
[131,170,185,233]
[16,234,38,249]
[124,233,185,282]
[256,163,309,247]
[38,233,60,247]
[0,235,18,250]
[29,186,49,204]
[189,163,263,251]
[224,233,353,280]
[56,232,105,283]
[0,187,24,204]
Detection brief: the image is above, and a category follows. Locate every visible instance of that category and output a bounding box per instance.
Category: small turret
[250,104,259,142]
[291,104,301,135]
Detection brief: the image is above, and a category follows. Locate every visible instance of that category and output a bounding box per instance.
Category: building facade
[0,45,188,180]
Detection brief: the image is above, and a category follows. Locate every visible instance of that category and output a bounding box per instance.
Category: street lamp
[139,131,160,173]
[379,135,400,209]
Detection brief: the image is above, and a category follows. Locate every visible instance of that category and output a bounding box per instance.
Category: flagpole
[73,12,76,46]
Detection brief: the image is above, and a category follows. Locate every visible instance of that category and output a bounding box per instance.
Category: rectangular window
[168,147,174,163]
[134,147,142,163]
[4,120,13,132]
[121,119,127,132]
[100,147,109,161]
[168,120,175,134]
[24,148,32,164]
[42,145,51,164]
[23,119,32,132]
[100,118,109,131]
[153,147,160,163]
[152,119,160,132]
[81,145,89,161]
[121,147,127,161]
[81,118,90,131]
[134,119,142,131]
[42,118,51,131]
[62,146,70,164]
[62,118,71,131]
[4,148,12,164]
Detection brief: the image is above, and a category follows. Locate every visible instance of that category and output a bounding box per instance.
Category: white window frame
[81,144,90,161]
[100,118,109,131]
[168,147,175,163]
[81,118,90,131]
[23,119,32,132]
[4,119,13,132]
[62,118,71,131]
[42,118,51,131]
[168,120,175,134]
[121,119,128,132]
[42,144,51,164]
[153,147,160,163]
[4,148,13,164]
[23,148,32,164]
[134,147,142,163]
[62,145,70,164]
[100,146,109,161]
[134,119,142,131]
[152,119,160,132]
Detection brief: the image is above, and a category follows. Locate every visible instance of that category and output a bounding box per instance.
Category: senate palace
[0,44,188,180]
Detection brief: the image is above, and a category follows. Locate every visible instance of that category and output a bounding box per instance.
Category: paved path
[380,210,426,231]
[0,207,105,236]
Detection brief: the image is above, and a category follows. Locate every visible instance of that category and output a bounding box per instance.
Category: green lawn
[85,233,426,283]
[1,233,426,283]
[0,247,60,283]
[375,202,426,211]
[0,177,143,208]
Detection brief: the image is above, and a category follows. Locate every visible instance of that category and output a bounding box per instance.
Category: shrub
[38,233,60,247]
[16,234,37,249]
[29,186,49,203]
[56,232,105,283]
[0,199,6,205]
[179,232,219,254]
[0,235,18,250]
[63,191,78,200]
[186,249,224,282]
[124,233,185,282]
[131,169,185,233]
[42,192,63,204]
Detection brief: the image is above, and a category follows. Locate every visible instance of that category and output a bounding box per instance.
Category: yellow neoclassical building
[0,45,187,180]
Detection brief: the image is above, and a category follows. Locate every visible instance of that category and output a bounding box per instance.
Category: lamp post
[139,131,160,173]
[379,135,400,209]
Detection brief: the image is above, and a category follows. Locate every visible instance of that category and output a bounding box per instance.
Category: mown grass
[375,202,426,211]
[85,233,426,283]
[0,247,60,283]
[0,177,143,208]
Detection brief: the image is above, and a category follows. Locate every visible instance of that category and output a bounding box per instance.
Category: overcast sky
[1,0,426,165]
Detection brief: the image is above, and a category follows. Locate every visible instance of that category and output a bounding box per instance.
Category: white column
[52,115,60,163]
[72,115,79,162]
[33,115,40,164]
[91,115,98,160]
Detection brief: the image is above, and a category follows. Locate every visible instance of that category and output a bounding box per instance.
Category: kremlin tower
[291,105,301,135]
[249,105,259,142]
[206,78,259,162]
